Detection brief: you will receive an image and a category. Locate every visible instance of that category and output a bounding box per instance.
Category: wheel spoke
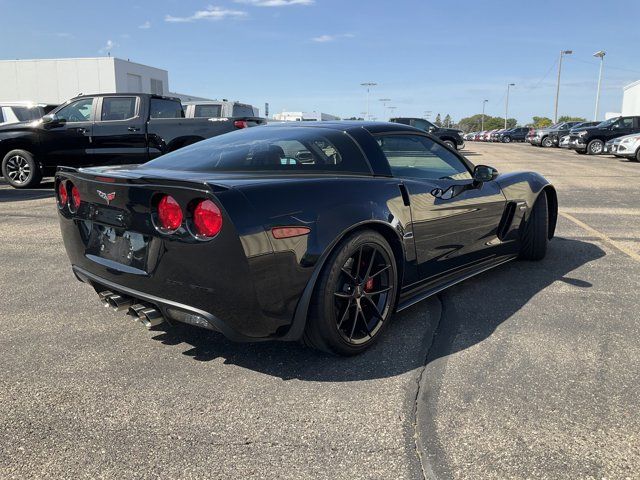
[365,286,392,296]
[337,299,352,329]
[349,307,361,341]
[355,246,364,280]
[363,296,384,320]
[363,249,377,281]
[340,266,356,283]
[368,264,390,280]
[333,291,351,299]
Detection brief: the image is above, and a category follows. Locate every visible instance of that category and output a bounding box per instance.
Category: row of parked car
[463,117,640,162]
[464,127,530,143]
[0,94,265,188]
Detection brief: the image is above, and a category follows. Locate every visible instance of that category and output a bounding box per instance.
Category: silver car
[604,133,640,161]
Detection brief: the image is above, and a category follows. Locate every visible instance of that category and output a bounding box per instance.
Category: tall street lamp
[481,99,488,131]
[554,50,573,123]
[505,84,515,129]
[360,82,377,120]
[593,50,606,121]
[379,98,391,120]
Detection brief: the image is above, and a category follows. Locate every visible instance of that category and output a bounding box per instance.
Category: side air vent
[497,202,517,240]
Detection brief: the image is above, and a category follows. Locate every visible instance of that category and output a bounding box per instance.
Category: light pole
[554,50,573,123]
[379,98,391,120]
[505,83,515,129]
[593,50,606,121]
[360,82,377,120]
[481,100,488,131]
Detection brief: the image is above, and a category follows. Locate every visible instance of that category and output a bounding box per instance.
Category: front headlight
[620,137,634,145]
[577,131,588,137]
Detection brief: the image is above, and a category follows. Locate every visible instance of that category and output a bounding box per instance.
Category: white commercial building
[0,57,208,105]
[273,111,340,122]
[622,80,640,116]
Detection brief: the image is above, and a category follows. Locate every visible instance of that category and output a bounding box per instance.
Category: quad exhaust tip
[98,291,165,329]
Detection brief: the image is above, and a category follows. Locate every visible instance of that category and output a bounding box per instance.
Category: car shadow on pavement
[0,179,54,202]
[150,237,605,382]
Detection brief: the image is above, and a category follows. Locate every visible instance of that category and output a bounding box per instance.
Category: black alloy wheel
[1,149,42,188]
[333,243,394,345]
[304,230,398,355]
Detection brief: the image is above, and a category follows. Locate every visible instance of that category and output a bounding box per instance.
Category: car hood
[438,127,462,135]
[0,120,39,133]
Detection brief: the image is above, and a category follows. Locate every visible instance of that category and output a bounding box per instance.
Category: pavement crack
[412,294,445,480]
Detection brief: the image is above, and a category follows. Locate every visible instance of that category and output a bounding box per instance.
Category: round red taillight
[157,195,183,231]
[71,184,81,210]
[57,181,68,207]
[192,199,222,238]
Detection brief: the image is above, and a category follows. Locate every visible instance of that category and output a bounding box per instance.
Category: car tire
[587,139,604,155]
[503,136,512,143]
[542,137,553,148]
[304,230,398,356]
[519,191,549,261]
[634,148,640,162]
[443,140,456,150]
[1,149,42,189]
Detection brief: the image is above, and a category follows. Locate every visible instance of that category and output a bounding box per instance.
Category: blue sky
[1,0,639,124]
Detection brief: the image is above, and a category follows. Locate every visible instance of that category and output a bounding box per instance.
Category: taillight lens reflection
[157,195,183,231]
[192,199,222,238]
[71,184,81,210]
[57,181,68,207]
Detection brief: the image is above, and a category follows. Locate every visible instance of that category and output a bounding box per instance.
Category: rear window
[101,97,137,121]
[144,127,370,174]
[194,104,223,118]
[11,106,43,122]
[150,98,184,119]
[232,104,255,117]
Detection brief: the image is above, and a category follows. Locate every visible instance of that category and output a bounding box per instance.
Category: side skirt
[396,255,517,312]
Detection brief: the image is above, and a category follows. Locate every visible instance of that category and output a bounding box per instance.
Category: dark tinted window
[11,107,43,121]
[377,134,471,180]
[145,127,370,174]
[232,104,255,117]
[0,109,4,123]
[101,97,137,121]
[150,98,184,119]
[194,104,222,118]
[411,119,435,131]
[613,118,634,129]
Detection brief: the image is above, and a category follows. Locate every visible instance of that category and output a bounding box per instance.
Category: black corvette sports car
[56,122,557,355]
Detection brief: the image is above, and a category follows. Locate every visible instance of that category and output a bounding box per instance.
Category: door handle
[128,126,141,132]
[76,127,89,134]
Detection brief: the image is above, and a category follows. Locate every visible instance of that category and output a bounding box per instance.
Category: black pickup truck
[389,117,465,150]
[568,116,640,155]
[0,93,266,188]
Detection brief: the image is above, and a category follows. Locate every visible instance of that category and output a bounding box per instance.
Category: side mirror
[473,165,499,183]
[428,126,436,133]
[42,114,64,127]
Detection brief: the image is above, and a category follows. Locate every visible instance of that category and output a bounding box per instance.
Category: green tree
[443,114,452,128]
[558,115,586,123]
[434,113,442,127]
[532,116,553,128]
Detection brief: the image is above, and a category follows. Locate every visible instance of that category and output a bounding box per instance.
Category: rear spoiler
[56,166,228,193]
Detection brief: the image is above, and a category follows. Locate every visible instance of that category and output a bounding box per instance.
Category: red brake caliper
[364,277,375,292]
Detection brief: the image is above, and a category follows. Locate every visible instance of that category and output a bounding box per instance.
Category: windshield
[596,117,618,128]
[144,127,370,174]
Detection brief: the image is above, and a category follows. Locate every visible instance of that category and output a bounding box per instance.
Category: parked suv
[546,122,589,147]
[499,127,529,143]
[0,102,58,126]
[389,117,464,150]
[532,122,581,147]
[604,133,640,161]
[568,116,640,155]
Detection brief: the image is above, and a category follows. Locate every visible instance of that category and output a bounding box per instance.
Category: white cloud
[99,39,117,53]
[165,6,247,22]
[235,0,313,6]
[138,21,151,29]
[312,33,354,43]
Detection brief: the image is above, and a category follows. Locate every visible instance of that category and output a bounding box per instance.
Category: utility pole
[593,50,606,121]
[360,82,377,121]
[554,50,573,123]
[481,100,488,131]
[505,84,515,129]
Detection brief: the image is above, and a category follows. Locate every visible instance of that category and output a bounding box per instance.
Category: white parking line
[560,212,640,263]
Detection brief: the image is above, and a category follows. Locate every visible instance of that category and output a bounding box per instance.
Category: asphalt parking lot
[1,143,639,479]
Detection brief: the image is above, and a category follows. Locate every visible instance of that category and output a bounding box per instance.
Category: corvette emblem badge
[97,190,116,205]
